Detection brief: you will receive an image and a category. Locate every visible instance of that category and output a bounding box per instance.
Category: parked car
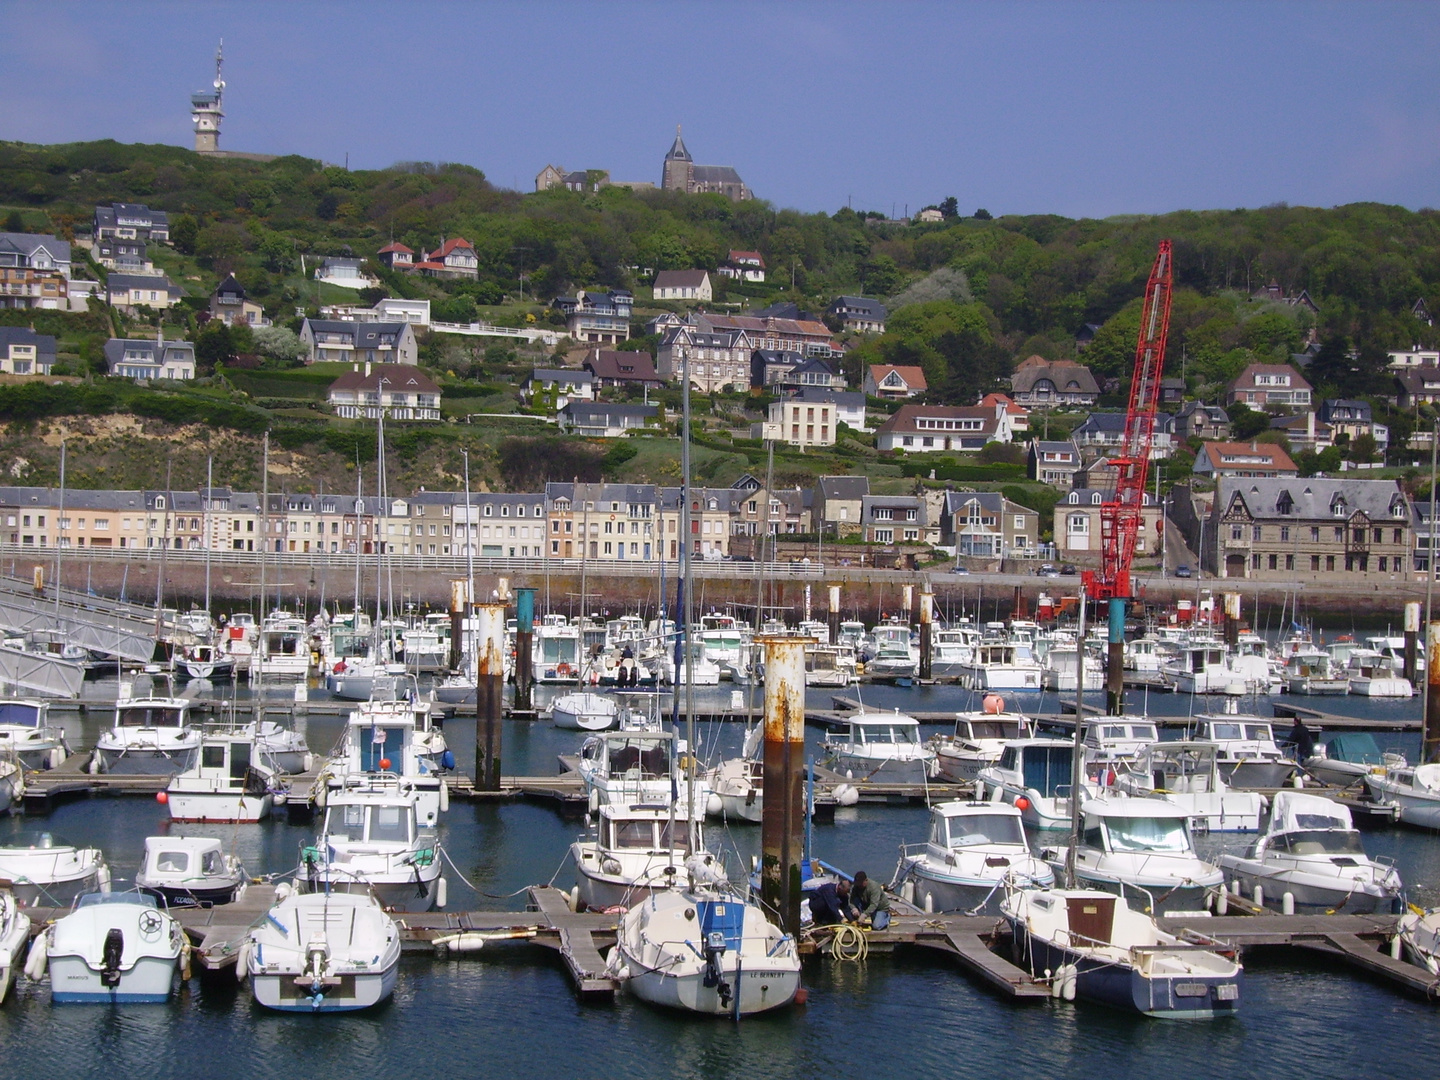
[1036,564,1059,578]
[951,563,970,575]
[1175,564,1192,578]
[1059,564,1077,576]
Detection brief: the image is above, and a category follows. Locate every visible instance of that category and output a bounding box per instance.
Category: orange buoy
[982,693,1004,715]
[378,758,392,771]
[1014,796,1031,811]
[156,791,169,804]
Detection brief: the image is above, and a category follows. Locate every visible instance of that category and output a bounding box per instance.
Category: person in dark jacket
[850,871,890,930]
[1288,718,1316,762]
[809,878,851,926]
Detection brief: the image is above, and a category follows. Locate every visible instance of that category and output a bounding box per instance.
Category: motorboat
[572,803,722,911]
[399,627,447,673]
[329,656,408,702]
[244,717,311,775]
[1304,731,1404,788]
[1123,637,1167,675]
[1397,908,1440,976]
[894,801,1053,914]
[697,618,746,675]
[1218,791,1401,914]
[249,612,312,681]
[575,725,706,820]
[707,725,763,824]
[0,887,29,1003]
[164,728,284,824]
[219,611,258,663]
[1365,634,1424,676]
[930,702,1034,782]
[804,643,856,688]
[534,618,583,684]
[1344,649,1413,698]
[40,892,184,1003]
[1364,762,1440,828]
[1112,741,1264,832]
[1284,650,1349,695]
[1041,796,1224,914]
[0,699,70,770]
[606,884,800,1017]
[976,738,1078,830]
[303,776,444,913]
[94,695,201,775]
[320,688,453,828]
[931,626,980,675]
[179,642,235,682]
[1163,644,1244,695]
[1191,714,1298,788]
[135,836,247,908]
[1081,717,1160,771]
[0,837,110,907]
[245,886,401,1011]
[960,643,1042,692]
[1002,888,1242,1018]
[1042,644,1104,693]
[551,691,619,731]
[820,711,936,784]
[866,623,918,682]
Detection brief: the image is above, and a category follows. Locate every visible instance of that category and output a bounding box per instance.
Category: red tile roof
[1199,440,1298,474]
[428,238,475,260]
[869,364,928,390]
[378,242,413,255]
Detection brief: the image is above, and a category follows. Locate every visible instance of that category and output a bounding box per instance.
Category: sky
[2,1,1437,219]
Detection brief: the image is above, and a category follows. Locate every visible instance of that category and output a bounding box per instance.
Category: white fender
[48,746,64,770]
[274,881,294,903]
[179,939,193,981]
[439,780,450,814]
[236,938,253,983]
[314,783,328,810]
[705,793,723,817]
[588,789,599,814]
[96,864,112,893]
[0,960,9,1004]
[569,885,581,913]
[436,877,448,910]
[23,934,47,982]
[87,754,100,776]
[834,784,860,807]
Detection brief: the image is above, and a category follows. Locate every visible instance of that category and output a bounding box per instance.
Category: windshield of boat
[118,706,183,727]
[1244,725,1273,741]
[1271,830,1366,855]
[940,814,1025,847]
[607,739,670,778]
[369,805,411,843]
[0,703,41,726]
[856,724,918,745]
[1209,722,1243,741]
[1103,816,1190,853]
[156,850,190,873]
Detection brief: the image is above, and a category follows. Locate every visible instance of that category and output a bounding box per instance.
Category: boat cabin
[834,713,923,748]
[598,806,693,855]
[927,802,1026,851]
[995,740,1074,797]
[141,836,228,884]
[1124,741,1221,793]
[1080,798,1194,856]
[583,730,674,782]
[115,700,191,728]
[0,700,46,727]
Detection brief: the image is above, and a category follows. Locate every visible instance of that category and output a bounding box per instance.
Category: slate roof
[327,363,438,394]
[0,326,57,363]
[583,350,663,384]
[1217,477,1408,521]
[817,475,869,501]
[654,270,710,290]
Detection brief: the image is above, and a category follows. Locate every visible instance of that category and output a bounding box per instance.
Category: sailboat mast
[681,346,696,851]
[154,458,172,640]
[204,454,213,616]
[1065,586,1088,888]
[53,439,65,624]
[463,449,475,669]
[257,433,269,702]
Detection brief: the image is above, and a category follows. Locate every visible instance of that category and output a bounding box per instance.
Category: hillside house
[863,364,926,400]
[327,362,441,421]
[1227,364,1311,409]
[103,335,195,380]
[300,320,419,366]
[0,327,56,375]
[652,270,712,302]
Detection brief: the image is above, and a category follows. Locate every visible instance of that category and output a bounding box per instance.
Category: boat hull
[933,751,989,782]
[251,964,398,1012]
[1073,873,1214,914]
[139,882,243,908]
[621,959,800,1016]
[1220,761,1295,789]
[825,751,932,784]
[1349,678,1412,698]
[715,790,763,824]
[966,666,1042,692]
[48,953,178,1004]
[97,747,198,775]
[167,792,271,824]
[898,863,1032,915]
[1219,860,1399,914]
[1013,928,1241,1019]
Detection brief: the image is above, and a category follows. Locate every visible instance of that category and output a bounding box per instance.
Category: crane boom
[1083,240,1173,601]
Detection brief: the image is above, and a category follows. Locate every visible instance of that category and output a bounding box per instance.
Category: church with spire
[661,127,752,201]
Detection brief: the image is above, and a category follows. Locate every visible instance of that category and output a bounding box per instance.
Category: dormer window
[1332,499,1347,517]
[483,505,493,517]
[154,496,165,509]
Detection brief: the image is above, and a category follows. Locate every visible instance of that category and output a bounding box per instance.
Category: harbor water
[2,678,1439,1078]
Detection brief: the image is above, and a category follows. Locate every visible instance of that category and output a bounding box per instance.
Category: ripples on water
[2,680,1439,1079]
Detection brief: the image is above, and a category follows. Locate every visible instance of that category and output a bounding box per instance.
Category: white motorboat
[1304,732,1404,788]
[1081,717,1160,771]
[179,642,235,682]
[1042,796,1224,914]
[1344,649,1413,698]
[1112,741,1264,832]
[1284,650,1349,695]
[894,801,1053,914]
[930,704,1034,782]
[249,612,312,681]
[606,884,800,1016]
[1397,908,1440,976]
[1218,791,1401,913]
[961,643,1042,692]
[866,623,919,682]
[534,619,583,683]
[399,627,447,673]
[135,836,247,908]
[804,643,856,688]
[0,699,70,770]
[41,892,184,1003]
[1191,714,1298,788]
[0,837,110,907]
[0,888,29,1003]
[821,711,936,784]
[1364,762,1440,828]
[931,626,979,676]
[244,718,311,775]
[976,738,1078,830]
[1042,645,1104,693]
[303,777,444,913]
[1164,643,1244,695]
[572,803,723,911]
[576,725,707,820]
[328,656,408,702]
[245,886,401,1011]
[1002,888,1242,1018]
[94,695,201,775]
[1123,637,1167,675]
[164,728,283,824]
[551,691,619,731]
[320,689,453,828]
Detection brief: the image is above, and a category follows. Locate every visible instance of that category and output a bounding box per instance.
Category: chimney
[1307,411,1315,441]
[364,360,372,378]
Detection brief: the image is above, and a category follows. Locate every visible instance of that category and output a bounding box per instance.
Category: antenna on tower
[215,39,225,92]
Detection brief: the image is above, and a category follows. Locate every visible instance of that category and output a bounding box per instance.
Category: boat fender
[272,790,288,807]
[314,784,328,811]
[834,784,859,807]
[87,754,100,776]
[23,933,46,982]
[274,882,294,904]
[1391,934,1403,960]
[48,746,64,770]
[900,880,915,905]
[439,780,450,814]
[180,939,193,981]
[96,865,112,894]
[706,793,723,816]
[436,877,448,910]
[236,939,253,982]
[569,886,581,913]
[1061,964,1077,1001]
[441,750,456,771]
[588,790,600,814]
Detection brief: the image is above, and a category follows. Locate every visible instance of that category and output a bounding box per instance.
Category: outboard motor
[101,928,124,987]
[702,930,732,1008]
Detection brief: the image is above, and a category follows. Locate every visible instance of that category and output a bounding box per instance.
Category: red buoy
[156,791,169,804]
[1014,796,1031,811]
[378,758,392,771]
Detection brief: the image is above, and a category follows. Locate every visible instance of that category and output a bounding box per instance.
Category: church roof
[665,126,692,162]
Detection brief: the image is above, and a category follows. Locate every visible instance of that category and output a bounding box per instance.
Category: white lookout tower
[191,41,225,154]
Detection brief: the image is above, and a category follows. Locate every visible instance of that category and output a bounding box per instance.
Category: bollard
[1106,598,1125,716]
[514,588,535,711]
[760,634,811,938]
[474,602,506,791]
[1404,602,1420,684]
[827,584,841,647]
[448,579,468,672]
[919,588,934,681]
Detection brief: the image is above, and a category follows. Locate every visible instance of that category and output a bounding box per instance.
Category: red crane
[1082,240,1174,602]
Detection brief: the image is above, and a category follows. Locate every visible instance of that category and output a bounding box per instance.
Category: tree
[860,254,901,297]
[973,208,993,220]
[193,322,236,373]
[1227,402,1271,440]
[4,210,22,232]
[170,214,198,256]
[258,234,293,273]
[252,325,307,366]
[938,196,959,220]
[1349,432,1377,464]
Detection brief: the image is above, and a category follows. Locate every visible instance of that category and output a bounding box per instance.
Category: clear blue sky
[3,1,1436,218]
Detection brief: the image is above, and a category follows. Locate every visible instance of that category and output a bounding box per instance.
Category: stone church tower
[191,42,225,154]
[661,126,693,192]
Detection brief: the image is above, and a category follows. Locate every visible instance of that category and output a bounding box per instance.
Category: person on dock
[850,871,890,930]
[809,878,851,926]
[1288,717,1316,762]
